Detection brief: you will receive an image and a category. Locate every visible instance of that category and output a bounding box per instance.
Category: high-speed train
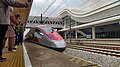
[25,25,66,52]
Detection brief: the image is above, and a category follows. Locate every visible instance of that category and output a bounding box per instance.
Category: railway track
[66,40,120,57]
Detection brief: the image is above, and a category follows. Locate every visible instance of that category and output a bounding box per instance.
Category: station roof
[57,0,119,18]
[30,0,117,17]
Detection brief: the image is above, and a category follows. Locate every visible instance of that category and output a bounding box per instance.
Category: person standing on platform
[14,14,21,48]
[4,7,18,52]
[0,0,31,62]
[18,23,24,45]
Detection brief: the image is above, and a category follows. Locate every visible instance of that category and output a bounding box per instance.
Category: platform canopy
[13,0,33,24]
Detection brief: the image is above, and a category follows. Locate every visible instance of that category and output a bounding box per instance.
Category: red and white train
[25,25,66,52]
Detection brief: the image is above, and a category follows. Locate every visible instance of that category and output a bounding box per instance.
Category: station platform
[0,41,98,67]
[0,42,80,67]
[0,45,24,67]
[24,41,80,67]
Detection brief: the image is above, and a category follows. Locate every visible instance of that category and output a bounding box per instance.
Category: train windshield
[43,27,53,32]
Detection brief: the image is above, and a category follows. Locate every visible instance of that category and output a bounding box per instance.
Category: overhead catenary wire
[37,0,47,14]
[79,0,102,10]
[76,0,90,8]
[36,0,103,17]
[56,0,103,16]
[51,0,102,17]
[42,0,57,14]
[49,0,67,16]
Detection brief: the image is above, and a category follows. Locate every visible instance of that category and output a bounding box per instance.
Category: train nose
[51,40,66,48]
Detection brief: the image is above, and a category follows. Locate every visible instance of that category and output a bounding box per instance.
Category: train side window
[35,32,43,39]
[35,28,43,39]
[35,28,40,32]
[35,28,43,35]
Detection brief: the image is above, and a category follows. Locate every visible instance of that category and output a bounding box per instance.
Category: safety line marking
[23,43,32,67]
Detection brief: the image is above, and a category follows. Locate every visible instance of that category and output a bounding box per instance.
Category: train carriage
[25,25,66,52]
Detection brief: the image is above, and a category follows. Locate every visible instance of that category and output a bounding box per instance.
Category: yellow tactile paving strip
[0,45,24,67]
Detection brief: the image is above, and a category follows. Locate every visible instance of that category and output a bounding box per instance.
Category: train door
[34,28,45,45]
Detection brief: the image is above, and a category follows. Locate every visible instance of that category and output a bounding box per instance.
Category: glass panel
[35,32,43,39]
[42,27,53,32]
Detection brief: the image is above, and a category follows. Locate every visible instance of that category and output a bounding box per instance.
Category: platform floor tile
[0,45,24,67]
